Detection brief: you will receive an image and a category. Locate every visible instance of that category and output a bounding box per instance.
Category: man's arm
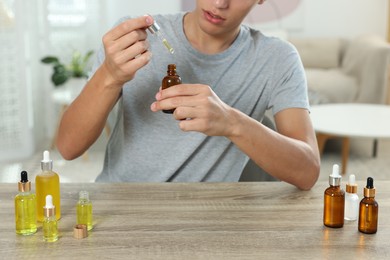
[56,15,153,160]
[151,84,320,190]
[227,107,320,190]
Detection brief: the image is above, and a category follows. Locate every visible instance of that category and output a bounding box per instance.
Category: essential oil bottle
[323,164,345,228]
[36,150,61,221]
[358,177,378,234]
[77,191,93,231]
[43,195,59,242]
[162,64,182,114]
[345,174,359,221]
[15,171,37,235]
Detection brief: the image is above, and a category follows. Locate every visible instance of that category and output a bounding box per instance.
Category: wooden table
[310,104,390,174]
[1,181,389,259]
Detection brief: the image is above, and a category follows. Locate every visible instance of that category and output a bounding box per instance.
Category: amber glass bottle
[323,164,345,228]
[162,64,181,114]
[358,177,378,234]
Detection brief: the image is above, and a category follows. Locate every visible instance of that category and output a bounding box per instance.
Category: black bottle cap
[366,177,374,189]
[20,171,28,183]
[18,171,31,192]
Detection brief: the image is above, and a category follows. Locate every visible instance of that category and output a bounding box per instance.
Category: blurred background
[0,0,388,182]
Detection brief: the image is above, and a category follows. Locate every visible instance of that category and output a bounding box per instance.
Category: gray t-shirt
[94,13,309,182]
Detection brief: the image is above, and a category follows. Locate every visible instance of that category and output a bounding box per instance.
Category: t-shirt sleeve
[268,42,309,115]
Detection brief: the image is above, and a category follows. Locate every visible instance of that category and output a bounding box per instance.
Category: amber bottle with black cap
[162,64,181,114]
[358,177,378,234]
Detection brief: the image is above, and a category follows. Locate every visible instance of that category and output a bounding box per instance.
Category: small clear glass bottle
[358,177,378,234]
[43,195,59,242]
[77,191,93,231]
[323,164,345,228]
[15,171,37,235]
[162,64,182,114]
[344,174,359,221]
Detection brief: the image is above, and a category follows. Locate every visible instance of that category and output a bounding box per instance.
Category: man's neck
[183,12,240,55]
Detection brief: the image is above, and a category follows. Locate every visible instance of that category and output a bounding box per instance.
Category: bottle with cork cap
[77,190,93,231]
[345,174,359,221]
[323,164,345,228]
[358,177,379,234]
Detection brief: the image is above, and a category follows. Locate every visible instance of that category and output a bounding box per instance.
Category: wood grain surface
[0,181,388,259]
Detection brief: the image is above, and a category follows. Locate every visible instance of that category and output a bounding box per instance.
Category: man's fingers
[105,15,153,41]
[157,84,207,100]
[113,30,148,51]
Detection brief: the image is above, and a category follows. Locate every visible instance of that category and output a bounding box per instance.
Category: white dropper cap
[44,194,56,217]
[348,174,355,184]
[329,164,342,186]
[41,150,53,171]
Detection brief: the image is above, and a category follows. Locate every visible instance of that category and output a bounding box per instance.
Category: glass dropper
[147,20,175,54]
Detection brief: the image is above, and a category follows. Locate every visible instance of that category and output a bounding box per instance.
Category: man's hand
[101,15,153,87]
[151,84,236,137]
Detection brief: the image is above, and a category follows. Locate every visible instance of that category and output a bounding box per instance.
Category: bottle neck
[41,161,53,171]
[329,176,341,186]
[364,187,376,198]
[44,207,56,218]
[167,70,177,76]
[346,184,357,194]
[18,182,31,192]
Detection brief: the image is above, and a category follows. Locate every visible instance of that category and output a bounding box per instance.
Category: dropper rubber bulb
[41,150,53,171]
[45,195,54,208]
[366,177,374,189]
[329,164,341,186]
[44,195,56,217]
[331,164,340,177]
[21,171,28,182]
[348,174,355,185]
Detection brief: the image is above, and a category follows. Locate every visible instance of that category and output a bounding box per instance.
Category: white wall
[97,0,388,40]
[295,0,388,39]
[102,0,182,32]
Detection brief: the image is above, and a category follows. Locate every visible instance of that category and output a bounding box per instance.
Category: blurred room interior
[0,0,389,183]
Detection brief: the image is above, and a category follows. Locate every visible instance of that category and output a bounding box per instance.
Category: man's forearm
[56,65,123,160]
[227,108,320,190]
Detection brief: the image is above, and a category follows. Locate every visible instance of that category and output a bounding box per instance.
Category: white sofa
[289,35,390,105]
[240,34,390,182]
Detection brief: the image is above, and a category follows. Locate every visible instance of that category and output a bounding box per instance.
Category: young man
[56,0,320,190]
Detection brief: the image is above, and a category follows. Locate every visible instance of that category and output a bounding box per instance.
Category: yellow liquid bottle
[43,195,59,242]
[36,151,61,222]
[15,171,37,235]
[77,191,93,231]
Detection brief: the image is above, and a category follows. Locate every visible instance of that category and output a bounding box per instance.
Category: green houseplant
[41,50,94,87]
